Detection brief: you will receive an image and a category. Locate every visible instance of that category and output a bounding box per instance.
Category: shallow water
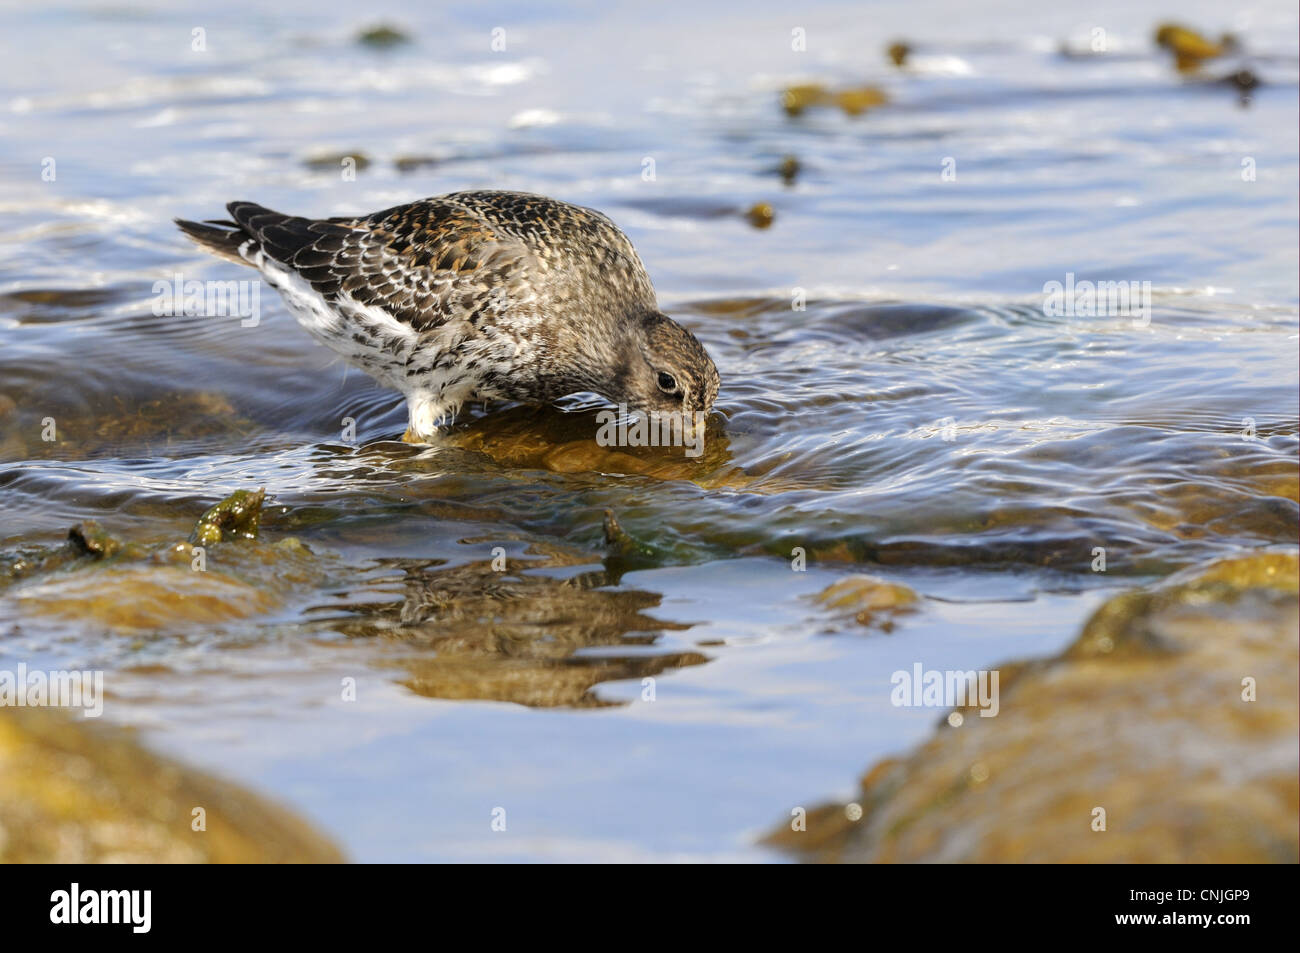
[1,0,1297,860]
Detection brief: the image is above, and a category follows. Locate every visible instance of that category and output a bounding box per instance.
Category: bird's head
[610,311,720,419]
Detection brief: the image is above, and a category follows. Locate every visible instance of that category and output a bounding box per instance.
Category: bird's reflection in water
[328,549,708,708]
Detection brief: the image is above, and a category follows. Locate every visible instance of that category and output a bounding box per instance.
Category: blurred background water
[0,0,1296,861]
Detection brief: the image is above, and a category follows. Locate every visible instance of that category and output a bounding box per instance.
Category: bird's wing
[222,198,538,333]
[442,191,658,307]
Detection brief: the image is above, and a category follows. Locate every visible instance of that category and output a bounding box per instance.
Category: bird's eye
[656,372,678,393]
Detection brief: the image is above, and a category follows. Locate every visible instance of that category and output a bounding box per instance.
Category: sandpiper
[176,191,719,443]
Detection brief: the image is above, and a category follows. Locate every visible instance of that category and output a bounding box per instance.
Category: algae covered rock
[0,708,342,863]
[780,84,829,117]
[0,390,255,461]
[191,487,265,544]
[887,42,911,67]
[834,87,888,117]
[7,488,328,632]
[14,564,283,629]
[780,83,887,118]
[1154,23,1235,72]
[745,202,775,229]
[437,403,747,487]
[767,551,1300,862]
[814,574,919,631]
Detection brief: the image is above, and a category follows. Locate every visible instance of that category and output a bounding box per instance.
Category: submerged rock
[303,151,371,172]
[0,708,342,862]
[15,564,282,629]
[766,550,1299,862]
[4,522,139,583]
[814,574,919,631]
[394,155,440,174]
[0,390,255,461]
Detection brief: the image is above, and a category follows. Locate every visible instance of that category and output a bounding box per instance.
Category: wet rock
[1217,67,1262,105]
[780,83,887,118]
[7,489,331,631]
[834,86,888,117]
[542,439,641,473]
[602,509,642,552]
[0,287,123,322]
[1224,68,1261,93]
[0,708,342,862]
[1154,23,1235,71]
[96,392,239,439]
[3,523,145,585]
[15,564,282,629]
[191,487,266,544]
[753,425,1299,577]
[780,84,829,117]
[1,390,255,460]
[394,155,440,174]
[602,508,664,572]
[441,403,749,488]
[356,24,410,49]
[745,202,775,229]
[766,551,1299,862]
[778,154,800,185]
[67,521,123,559]
[887,42,911,67]
[814,574,919,630]
[303,151,371,172]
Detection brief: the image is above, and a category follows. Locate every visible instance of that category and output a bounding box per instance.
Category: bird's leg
[402,389,456,444]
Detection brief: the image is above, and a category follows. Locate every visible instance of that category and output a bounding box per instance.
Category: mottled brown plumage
[176,191,720,441]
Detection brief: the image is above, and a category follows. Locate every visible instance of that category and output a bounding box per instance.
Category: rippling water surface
[1,0,1297,860]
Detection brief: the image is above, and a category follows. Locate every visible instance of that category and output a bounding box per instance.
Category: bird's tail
[174,216,254,267]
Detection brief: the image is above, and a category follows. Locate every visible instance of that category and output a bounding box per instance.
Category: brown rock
[768,551,1300,862]
[814,574,919,629]
[0,708,342,863]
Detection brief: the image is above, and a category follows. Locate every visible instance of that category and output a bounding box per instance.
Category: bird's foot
[401,426,433,445]
[403,390,460,445]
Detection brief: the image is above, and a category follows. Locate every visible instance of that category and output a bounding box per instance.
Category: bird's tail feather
[174,217,254,267]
